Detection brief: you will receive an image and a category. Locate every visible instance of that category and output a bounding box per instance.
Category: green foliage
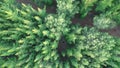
[0,56,17,68]
[106,38,120,68]
[45,14,70,37]
[95,0,120,24]
[78,0,97,18]
[95,0,113,12]
[0,0,47,67]
[105,4,120,24]
[56,0,79,17]
[31,0,53,6]
[93,14,116,29]
[65,26,116,68]
[41,0,53,5]
[0,0,71,67]
[0,0,120,68]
